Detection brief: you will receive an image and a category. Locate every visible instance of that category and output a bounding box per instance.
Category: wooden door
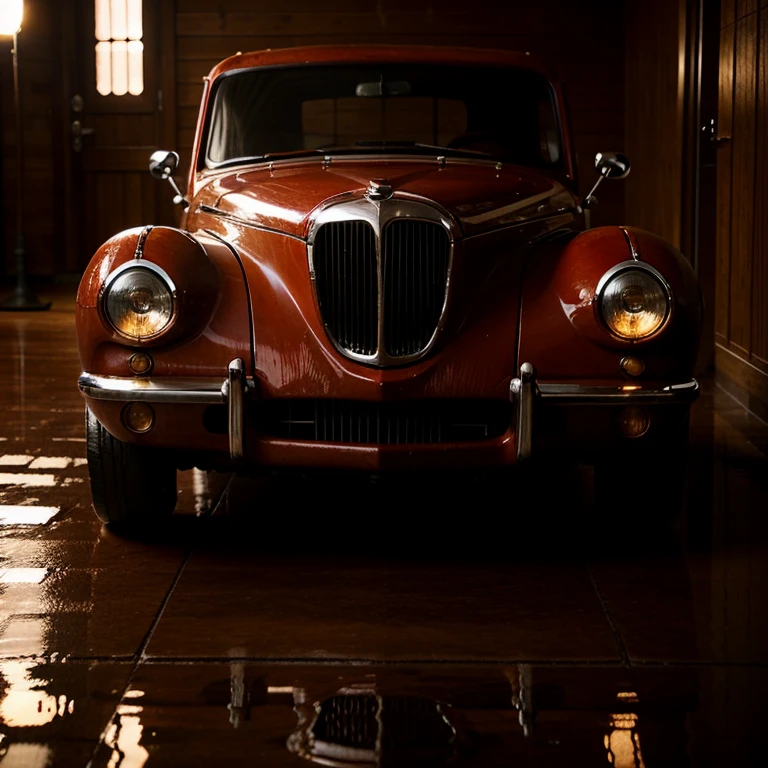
[714,0,768,415]
[61,0,176,272]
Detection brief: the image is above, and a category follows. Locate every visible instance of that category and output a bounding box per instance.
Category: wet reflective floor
[1,287,767,766]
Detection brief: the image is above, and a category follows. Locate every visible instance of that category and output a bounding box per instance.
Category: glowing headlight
[102,264,175,340]
[598,265,670,340]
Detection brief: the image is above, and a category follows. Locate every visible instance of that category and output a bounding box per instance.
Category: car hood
[200,157,578,239]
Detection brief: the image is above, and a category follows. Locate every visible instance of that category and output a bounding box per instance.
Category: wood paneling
[737,0,759,18]
[722,0,737,26]
[715,0,768,410]
[0,0,58,276]
[729,14,758,354]
[753,10,768,365]
[623,0,686,248]
[716,24,735,342]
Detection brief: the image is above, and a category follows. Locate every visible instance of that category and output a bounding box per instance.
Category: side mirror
[149,150,188,208]
[583,151,631,210]
[595,151,631,179]
[149,150,179,180]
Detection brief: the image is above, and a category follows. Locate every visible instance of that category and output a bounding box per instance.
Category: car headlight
[597,264,670,340]
[102,263,175,340]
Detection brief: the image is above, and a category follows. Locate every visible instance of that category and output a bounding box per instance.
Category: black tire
[86,406,177,526]
[593,415,690,524]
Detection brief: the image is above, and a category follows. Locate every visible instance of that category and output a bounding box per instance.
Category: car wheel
[593,415,690,524]
[85,406,177,526]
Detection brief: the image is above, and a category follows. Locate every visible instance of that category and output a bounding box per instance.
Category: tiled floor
[0,287,766,766]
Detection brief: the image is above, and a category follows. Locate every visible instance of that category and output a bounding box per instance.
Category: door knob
[704,118,730,146]
[71,120,96,153]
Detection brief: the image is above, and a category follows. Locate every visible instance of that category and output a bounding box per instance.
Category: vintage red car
[76,45,702,526]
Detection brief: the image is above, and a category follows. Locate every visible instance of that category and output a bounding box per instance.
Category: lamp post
[0,0,51,310]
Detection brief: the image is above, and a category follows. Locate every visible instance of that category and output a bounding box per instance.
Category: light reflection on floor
[0,506,60,526]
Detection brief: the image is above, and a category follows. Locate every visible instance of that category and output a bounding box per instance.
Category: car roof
[205,44,557,82]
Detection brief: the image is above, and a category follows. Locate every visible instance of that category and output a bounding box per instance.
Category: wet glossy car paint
[76,45,702,477]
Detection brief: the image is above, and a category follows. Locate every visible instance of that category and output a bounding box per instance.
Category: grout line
[585,564,631,665]
[85,475,232,767]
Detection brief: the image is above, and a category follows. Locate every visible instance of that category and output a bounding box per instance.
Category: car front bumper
[79,359,700,466]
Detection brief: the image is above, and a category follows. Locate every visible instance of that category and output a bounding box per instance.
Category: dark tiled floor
[1,287,767,766]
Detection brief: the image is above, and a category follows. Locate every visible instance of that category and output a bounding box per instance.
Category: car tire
[85,406,177,526]
[593,415,690,524]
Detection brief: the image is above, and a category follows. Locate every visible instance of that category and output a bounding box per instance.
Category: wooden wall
[174,0,626,227]
[0,0,59,277]
[623,0,688,249]
[1,0,626,277]
[715,0,768,416]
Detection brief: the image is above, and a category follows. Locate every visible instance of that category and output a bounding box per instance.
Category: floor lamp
[0,0,50,311]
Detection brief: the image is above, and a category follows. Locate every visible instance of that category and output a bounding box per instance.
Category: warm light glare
[96,41,112,95]
[0,567,48,584]
[0,504,60,525]
[94,0,110,40]
[0,0,23,36]
[110,0,127,39]
[126,0,142,39]
[111,40,128,96]
[127,39,144,95]
[94,0,144,95]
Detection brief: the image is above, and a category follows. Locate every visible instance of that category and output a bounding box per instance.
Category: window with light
[95,0,143,96]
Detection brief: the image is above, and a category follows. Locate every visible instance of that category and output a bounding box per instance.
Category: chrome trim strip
[226,358,245,460]
[79,372,227,404]
[134,225,154,260]
[619,226,640,261]
[509,362,536,461]
[538,379,699,405]
[307,195,456,367]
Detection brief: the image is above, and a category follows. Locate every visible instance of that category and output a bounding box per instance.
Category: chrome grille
[261,399,511,444]
[384,219,450,357]
[313,221,378,356]
[311,205,452,365]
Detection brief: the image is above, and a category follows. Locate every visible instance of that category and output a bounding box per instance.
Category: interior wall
[1,0,626,277]
[0,0,59,277]
[174,0,626,226]
[623,0,688,249]
[714,0,768,416]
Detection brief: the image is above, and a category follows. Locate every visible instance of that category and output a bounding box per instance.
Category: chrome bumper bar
[510,362,699,462]
[79,358,252,460]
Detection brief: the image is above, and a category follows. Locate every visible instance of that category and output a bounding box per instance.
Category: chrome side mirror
[149,150,188,208]
[583,151,631,209]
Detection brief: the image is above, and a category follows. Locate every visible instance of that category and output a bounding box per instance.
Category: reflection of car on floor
[76,45,702,527]
[192,664,698,767]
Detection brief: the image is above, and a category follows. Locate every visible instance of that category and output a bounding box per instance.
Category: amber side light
[128,352,153,375]
[617,406,649,438]
[620,356,645,377]
[123,402,155,433]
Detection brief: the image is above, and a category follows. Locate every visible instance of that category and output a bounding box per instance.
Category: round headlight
[103,264,175,340]
[598,266,670,340]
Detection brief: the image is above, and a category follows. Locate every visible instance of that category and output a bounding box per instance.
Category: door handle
[704,117,730,147]
[71,120,96,153]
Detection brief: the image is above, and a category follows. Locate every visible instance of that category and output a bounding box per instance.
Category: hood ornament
[366,178,393,201]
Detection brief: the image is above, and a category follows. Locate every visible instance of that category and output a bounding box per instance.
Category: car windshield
[204,63,562,171]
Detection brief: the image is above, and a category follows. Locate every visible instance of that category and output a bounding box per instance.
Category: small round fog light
[128,352,153,375]
[620,356,645,378]
[617,406,650,438]
[123,402,155,433]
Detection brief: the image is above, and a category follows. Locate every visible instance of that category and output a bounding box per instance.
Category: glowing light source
[0,0,23,36]
[94,0,144,96]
